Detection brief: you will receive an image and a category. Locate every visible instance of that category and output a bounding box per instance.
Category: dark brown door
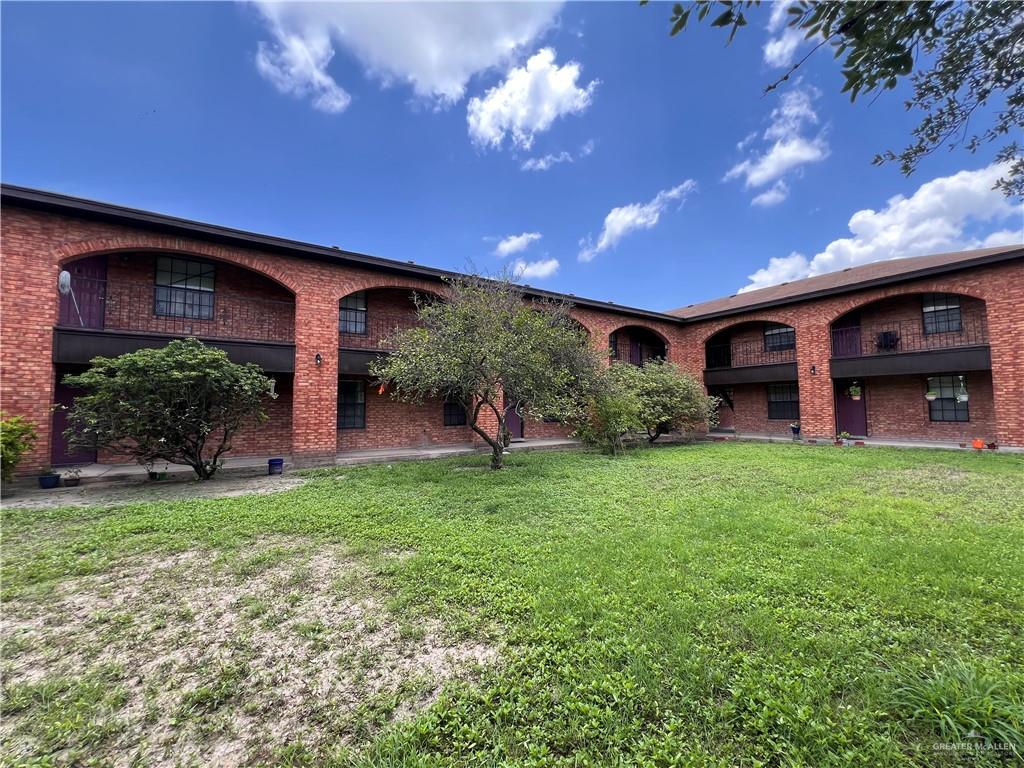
[504,394,524,439]
[51,377,97,466]
[834,380,867,437]
[58,255,107,329]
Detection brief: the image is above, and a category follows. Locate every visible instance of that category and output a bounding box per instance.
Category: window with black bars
[927,375,969,422]
[337,380,366,429]
[763,324,796,352]
[443,397,467,427]
[339,292,367,334]
[922,294,962,334]
[766,383,799,420]
[154,256,215,319]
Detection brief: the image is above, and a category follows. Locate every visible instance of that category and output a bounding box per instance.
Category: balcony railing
[57,277,295,343]
[338,315,420,351]
[831,314,988,358]
[705,340,796,369]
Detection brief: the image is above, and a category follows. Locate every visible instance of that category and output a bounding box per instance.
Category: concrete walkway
[14,437,583,488]
[708,430,1019,452]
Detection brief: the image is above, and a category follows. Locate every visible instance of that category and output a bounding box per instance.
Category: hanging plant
[847,384,862,400]
[924,391,938,402]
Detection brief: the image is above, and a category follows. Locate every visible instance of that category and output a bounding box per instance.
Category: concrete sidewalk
[708,430,1020,452]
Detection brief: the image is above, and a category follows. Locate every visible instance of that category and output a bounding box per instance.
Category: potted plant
[37,467,61,489]
[835,431,852,447]
[789,420,801,438]
[924,390,938,402]
[62,467,82,487]
[847,384,862,401]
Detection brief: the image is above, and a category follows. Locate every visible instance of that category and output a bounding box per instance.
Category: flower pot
[268,458,285,476]
[850,395,861,401]
[38,474,60,489]
[833,440,843,447]
[925,393,937,402]
[63,477,81,487]
[790,427,800,436]
[147,471,168,481]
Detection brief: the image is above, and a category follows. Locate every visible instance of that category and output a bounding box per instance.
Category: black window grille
[154,256,215,319]
[766,383,799,420]
[922,294,962,334]
[340,292,367,334]
[763,324,796,352]
[443,397,467,427]
[338,379,366,429]
[927,375,969,422]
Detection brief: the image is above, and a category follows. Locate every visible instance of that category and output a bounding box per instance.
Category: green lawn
[2,443,1023,767]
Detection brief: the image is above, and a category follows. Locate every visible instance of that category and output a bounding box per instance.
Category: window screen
[763,324,796,352]
[766,383,800,420]
[154,256,215,319]
[339,292,367,334]
[338,379,366,428]
[922,294,962,334]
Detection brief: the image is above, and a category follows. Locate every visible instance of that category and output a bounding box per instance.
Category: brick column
[795,322,834,441]
[291,293,339,466]
[987,295,1024,448]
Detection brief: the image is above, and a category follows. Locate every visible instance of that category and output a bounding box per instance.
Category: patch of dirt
[1,473,308,510]
[0,539,497,766]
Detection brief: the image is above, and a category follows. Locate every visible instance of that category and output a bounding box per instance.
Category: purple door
[51,378,97,465]
[834,380,867,437]
[58,255,107,329]
[504,395,524,439]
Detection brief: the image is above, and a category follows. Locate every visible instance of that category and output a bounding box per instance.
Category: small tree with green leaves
[62,338,276,480]
[633,359,719,442]
[570,365,643,455]
[1,413,38,483]
[370,275,603,469]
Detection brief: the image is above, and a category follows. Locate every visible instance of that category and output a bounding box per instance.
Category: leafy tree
[1,413,38,483]
[632,359,719,442]
[62,338,275,480]
[648,1,1023,198]
[570,364,643,455]
[370,275,603,469]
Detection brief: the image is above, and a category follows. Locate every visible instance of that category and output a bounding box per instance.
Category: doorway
[58,255,107,329]
[834,379,867,437]
[51,375,97,466]
[503,394,524,440]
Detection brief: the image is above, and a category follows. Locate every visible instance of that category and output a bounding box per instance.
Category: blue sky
[3,2,1021,311]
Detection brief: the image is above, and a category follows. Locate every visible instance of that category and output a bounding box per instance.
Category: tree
[370,275,603,470]
[1,413,37,483]
[648,1,1023,199]
[62,338,275,480]
[632,359,719,442]
[570,364,643,455]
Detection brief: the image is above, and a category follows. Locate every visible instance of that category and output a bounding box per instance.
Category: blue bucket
[268,458,284,476]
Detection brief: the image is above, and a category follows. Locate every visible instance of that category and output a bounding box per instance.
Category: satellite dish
[58,270,73,295]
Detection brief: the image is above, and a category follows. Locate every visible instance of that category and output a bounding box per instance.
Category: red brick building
[2,184,1022,473]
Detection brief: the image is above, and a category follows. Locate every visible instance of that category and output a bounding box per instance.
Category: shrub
[61,338,275,480]
[571,364,642,455]
[632,359,719,442]
[1,413,38,482]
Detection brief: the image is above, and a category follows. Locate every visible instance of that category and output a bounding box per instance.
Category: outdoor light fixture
[315,353,323,367]
[810,364,817,375]
[268,378,277,396]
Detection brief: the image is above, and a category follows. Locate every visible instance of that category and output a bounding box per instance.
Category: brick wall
[862,373,996,443]
[726,383,796,435]
[336,377,474,451]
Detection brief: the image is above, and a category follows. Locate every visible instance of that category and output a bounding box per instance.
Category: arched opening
[51,251,297,467]
[608,325,667,365]
[704,320,796,369]
[827,292,993,441]
[338,286,442,351]
[829,292,988,358]
[57,251,296,342]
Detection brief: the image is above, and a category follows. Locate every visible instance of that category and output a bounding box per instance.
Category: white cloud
[725,85,828,202]
[521,151,572,172]
[751,180,789,207]
[467,48,598,150]
[763,3,805,68]
[739,164,1022,292]
[578,180,697,262]
[513,257,560,280]
[520,139,595,171]
[253,2,561,110]
[494,231,542,257]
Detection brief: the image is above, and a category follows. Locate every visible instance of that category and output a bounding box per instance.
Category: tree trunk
[469,404,505,470]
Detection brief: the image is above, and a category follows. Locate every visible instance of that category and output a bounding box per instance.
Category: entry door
[58,255,107,329]
[51,378,97,466]
[834,380,867,437]
[503,395,524,439]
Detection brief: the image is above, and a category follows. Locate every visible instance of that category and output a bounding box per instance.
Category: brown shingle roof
[669,244,1024,320]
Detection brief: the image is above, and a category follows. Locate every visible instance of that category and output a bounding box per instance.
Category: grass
[2,442,1023,766]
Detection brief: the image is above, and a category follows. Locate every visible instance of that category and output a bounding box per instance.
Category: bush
[1,413,38,483]
[571,364,642,455]
[62,338,275,480]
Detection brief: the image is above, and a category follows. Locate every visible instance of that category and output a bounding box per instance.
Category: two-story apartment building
[2,184,1022,474]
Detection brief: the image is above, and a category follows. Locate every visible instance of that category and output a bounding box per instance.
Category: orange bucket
[972,438,985,450]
